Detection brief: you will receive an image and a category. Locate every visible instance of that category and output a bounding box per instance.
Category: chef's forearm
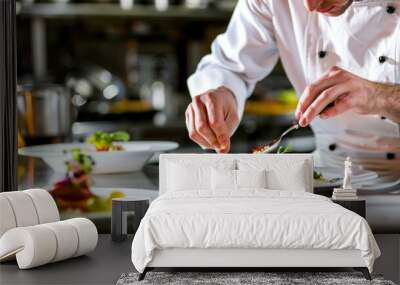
[375,83,400,123]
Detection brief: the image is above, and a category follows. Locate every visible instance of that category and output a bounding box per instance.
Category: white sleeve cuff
[187,67,248,119]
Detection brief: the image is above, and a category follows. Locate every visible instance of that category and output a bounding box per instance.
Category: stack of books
[332,188,358,200]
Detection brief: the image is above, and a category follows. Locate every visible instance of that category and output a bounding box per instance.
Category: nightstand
[111,198,150,242]
[332,199,366,218]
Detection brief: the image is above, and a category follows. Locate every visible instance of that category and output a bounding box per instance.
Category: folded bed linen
[131,190,380,273]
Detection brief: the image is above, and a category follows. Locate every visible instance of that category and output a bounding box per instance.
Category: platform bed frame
[138,248,372,281]
[138,267,371,281]
[139,155,372,281]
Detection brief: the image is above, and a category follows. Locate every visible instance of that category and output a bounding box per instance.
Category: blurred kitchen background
[16,0,313,147]
[16,0,315,190]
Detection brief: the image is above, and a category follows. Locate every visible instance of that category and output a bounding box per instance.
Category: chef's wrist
[218,86,238,110]
[374,82,400,123]
[218,85,246,120]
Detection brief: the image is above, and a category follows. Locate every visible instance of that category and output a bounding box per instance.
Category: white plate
[19,141,179,174]
[359,178,400,191]
[314,166,378,188]
[57,187,159,219]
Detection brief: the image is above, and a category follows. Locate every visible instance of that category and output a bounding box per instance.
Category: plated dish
[19,140,178,174]
[58,187,158,219]
[251,139,384,190]
[313,166,378,188]
[46,148,158,216]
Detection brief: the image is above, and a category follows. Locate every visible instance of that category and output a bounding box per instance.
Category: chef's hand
[185,87,239,153]
[295,66,400,126]
[303,0,353,17]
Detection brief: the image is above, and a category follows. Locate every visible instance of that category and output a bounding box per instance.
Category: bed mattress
[131,190,380,273]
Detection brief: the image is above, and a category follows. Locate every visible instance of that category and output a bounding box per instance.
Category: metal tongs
[253,122,300,154]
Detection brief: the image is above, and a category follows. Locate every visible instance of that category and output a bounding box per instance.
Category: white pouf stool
[0,189,98,269]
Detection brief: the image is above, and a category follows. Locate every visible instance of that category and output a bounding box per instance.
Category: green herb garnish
[86,131,130,151]
[67,148,94,173]
[277,145,291,154]
[313,170,323,180]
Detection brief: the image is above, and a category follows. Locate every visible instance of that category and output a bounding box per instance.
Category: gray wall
[374,234,400,284]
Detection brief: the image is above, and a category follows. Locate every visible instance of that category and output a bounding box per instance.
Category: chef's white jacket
[188,0,400,183]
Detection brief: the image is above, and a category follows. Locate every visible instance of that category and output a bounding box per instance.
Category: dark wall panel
[0,0,18,192]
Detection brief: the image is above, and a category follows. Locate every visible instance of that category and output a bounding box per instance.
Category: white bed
[131,154,380,280]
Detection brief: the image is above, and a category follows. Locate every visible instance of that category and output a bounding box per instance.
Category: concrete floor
[0,235,133,285]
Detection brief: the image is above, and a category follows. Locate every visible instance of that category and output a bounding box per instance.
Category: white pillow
[211,168,236,190]
[238,158,310,192]
[167,159,235,192]
[268,167,308,192]
[211,168,267,190]
[237,169,267,189]
[168,162,210,191]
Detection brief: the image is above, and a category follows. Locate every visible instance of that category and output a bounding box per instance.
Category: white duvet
[131,190,380,273]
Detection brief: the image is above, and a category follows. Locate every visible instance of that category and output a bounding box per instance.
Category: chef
[185,0,400,182]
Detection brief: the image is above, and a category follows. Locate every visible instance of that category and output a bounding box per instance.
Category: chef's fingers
[201,93,231,153]
[300,83,350,126]
[218,111,240,153]
[225,109,240,136]
[319,96,354,119]
[296,66,344,122]
[303,0,320,11]
[192,97,219,148]
[186,104,213,149]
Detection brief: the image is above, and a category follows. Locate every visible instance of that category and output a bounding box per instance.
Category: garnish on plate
[50,148,94,211]
[313,170,324,180]
[252,145,272,154]
[49,148,125,212]
[252,144,291,154]
[313,170,341,183]
[277,145,290,154]
[86,131,130,151]
[252,123,299,154]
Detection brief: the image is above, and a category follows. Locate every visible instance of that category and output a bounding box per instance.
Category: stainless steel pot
[17,83,74,139]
